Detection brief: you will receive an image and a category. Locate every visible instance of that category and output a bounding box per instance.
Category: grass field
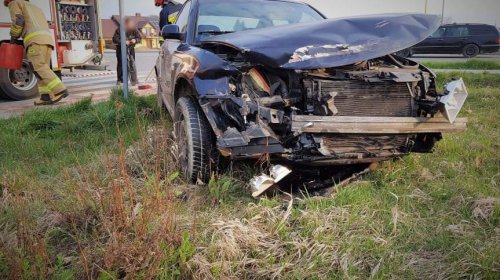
[0,74,499,279]
[421,59,500,70]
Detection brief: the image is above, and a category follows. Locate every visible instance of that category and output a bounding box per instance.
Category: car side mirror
[162,25,185,40]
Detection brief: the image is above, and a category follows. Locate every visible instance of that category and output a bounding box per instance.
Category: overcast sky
[101,0,500,26]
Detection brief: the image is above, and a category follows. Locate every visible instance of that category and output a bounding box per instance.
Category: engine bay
[198,54,462,165]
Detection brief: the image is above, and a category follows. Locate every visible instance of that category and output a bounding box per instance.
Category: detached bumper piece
[292,116,467,134]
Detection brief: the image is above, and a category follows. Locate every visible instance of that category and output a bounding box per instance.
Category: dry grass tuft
[125,126,175,179]
[472,198,500,221]
[187,200,344,279]
[406,251,449,280]
[0,124,185,279]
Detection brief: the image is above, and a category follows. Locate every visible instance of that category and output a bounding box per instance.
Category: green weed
[423,59,500,70]
[207,175,232,204]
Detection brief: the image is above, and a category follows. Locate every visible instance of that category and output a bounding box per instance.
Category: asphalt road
[60,51,159,96]
[2,50,499,104]
[102,50,159,75]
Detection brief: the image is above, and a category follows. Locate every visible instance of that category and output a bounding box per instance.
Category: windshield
[196,1,324,39]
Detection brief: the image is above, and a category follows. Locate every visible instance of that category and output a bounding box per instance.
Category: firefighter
[159,0,180,30]
[4,0,68,106]
[113,17,141,86]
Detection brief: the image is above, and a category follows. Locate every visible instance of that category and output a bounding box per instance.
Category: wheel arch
[174,76,197,105]
[464,42,480,49]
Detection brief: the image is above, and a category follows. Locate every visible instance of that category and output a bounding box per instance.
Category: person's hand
[131,39,137,44]
[126,40,130,46]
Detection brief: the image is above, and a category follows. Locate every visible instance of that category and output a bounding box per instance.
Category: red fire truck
[0,0,104,100]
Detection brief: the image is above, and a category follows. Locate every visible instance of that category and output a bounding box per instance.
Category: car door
[413,27,446,54]
[159,0,192,114]
[442,26,469,53]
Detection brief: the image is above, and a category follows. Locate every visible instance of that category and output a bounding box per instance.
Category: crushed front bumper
[291,116,467,135]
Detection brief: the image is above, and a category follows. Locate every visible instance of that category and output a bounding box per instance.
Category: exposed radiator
[303,79,414,117]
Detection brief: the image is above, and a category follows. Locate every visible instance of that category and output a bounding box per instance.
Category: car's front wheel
[462,44,480,58]
[174,96,219,183]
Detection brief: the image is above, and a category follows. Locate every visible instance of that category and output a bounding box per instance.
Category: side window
[444,27,468,37]
[175,0,192,33]
[431,28,446,38]
[461,27,470,36]
[469,26,495,35]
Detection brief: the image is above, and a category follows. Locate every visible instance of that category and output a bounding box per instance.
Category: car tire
[462,44,479,58]
[174,96,219,183]
[0,59,38,101]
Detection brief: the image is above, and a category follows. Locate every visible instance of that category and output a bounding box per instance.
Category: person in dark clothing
[159,1,182,31]
[113,17,142,86]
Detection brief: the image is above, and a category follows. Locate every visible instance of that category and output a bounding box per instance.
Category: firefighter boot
[53,90,69,103]
[34,90,69,106]
[34,94,52,106]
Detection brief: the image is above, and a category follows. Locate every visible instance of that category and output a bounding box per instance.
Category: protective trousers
[27,44,66,98]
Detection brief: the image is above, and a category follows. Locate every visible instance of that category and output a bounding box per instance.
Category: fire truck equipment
[58,4,93,40]
[0,42,23,70]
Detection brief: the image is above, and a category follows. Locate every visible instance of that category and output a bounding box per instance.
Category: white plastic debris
[250,175,275,197]
[270,164,292,183]
[251,165,292,197]
[439,78,468,124]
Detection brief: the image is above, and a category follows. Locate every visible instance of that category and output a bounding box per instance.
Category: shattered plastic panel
[201,14,440,69]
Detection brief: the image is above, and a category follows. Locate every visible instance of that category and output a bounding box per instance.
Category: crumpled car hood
[201,14,440,69]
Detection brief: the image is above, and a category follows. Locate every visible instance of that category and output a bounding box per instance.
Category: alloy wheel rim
[466,47,476,56]
[8,61,37,91]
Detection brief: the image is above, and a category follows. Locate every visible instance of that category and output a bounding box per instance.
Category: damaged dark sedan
[156,0,468,184]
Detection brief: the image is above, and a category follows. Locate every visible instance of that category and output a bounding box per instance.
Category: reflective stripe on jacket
[8,0,53,48]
